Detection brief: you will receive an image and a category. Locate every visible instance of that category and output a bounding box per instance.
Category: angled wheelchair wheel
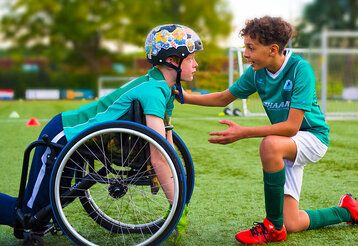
[50,121,186,246]
[172,131,195,203]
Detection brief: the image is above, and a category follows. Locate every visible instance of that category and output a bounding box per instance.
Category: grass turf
[0,100,357,245]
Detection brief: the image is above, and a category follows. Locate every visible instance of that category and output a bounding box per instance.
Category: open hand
[208,120,246,144]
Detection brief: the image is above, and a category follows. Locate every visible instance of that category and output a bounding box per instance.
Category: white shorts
[284,131,328,201]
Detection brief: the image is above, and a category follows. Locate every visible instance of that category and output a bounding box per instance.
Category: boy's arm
[209,108,305,144]
[183,89,237,107]
[145,115,166,138]
[145,114,174,144]
[242,108,304,137]
[145,114,174,202]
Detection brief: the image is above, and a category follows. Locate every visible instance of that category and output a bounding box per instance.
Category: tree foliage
[0,0,232,73]
[294,0,357,47]
[294,0,358,87]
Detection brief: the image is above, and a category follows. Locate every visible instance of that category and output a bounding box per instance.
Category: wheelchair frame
[14,101,195,246]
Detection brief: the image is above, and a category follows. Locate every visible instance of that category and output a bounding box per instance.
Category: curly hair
[240,16,293,53]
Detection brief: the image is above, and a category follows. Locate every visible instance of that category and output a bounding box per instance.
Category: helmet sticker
[186,38,195,53]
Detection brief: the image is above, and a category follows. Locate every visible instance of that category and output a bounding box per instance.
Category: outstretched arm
[209,108,305,144]
[178,89,237,107]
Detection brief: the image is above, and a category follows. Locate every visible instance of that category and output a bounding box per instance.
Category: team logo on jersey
[283,80,293,91]
[263,100,290,110]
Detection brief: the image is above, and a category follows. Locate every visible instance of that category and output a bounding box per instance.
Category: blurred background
[0,0,357,116]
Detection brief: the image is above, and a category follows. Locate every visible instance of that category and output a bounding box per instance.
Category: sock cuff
[263,167,286,186]
[305,209,321,230]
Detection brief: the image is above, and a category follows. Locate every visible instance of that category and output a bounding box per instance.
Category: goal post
[97,76,137,97]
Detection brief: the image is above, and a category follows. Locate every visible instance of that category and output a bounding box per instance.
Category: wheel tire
[172,131,195,203]
[50,121,187,246]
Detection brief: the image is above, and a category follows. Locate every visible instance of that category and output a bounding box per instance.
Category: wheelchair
[14,101,195,246]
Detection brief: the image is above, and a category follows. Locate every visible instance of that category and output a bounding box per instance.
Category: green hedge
[190,71,229,92]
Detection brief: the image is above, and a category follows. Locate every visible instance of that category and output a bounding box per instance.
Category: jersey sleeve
[228,67,257,99]
[290,61,315,112]
[139,85,169,119]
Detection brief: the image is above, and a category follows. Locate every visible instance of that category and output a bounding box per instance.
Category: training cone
[26,117,41,126]
[9,111,20,118]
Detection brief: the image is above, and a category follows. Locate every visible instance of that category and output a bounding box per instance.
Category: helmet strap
[162,59,185,104]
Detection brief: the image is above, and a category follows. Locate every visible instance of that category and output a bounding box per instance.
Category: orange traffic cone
[26,117,41,126]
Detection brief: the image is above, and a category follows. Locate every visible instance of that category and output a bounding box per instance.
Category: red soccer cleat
[235,218,287,244]
[338,193,358,224]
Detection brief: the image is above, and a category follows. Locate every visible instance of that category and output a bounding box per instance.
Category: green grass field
[0,100,357,245]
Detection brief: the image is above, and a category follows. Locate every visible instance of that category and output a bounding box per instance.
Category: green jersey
[229,51,329,146]
[62,67,174,141]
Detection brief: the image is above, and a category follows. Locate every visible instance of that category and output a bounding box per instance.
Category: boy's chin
[181,77,193,82]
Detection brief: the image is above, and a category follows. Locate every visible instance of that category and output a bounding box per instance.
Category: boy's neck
[158,66,177,87]
[267,54,286,74]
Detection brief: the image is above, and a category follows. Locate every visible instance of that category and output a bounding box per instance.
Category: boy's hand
[208,120,246,144]
[172,88,180,102]
[172,88,189,102]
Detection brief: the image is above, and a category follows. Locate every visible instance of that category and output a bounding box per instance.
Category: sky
[226,0,314,47]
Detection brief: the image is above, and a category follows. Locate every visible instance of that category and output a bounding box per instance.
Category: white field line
[1,114,358,123]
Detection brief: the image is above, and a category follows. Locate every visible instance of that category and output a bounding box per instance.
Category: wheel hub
[108,183,128,199]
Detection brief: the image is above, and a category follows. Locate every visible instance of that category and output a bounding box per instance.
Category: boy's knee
[260,136,280,156]
[284,218,299,232]
[261,136,276,147]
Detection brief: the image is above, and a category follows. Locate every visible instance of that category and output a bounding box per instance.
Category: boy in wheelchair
[0,24,202,243]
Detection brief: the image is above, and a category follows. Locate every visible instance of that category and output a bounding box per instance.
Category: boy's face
[243,35,274,71]
[180,53,198,82]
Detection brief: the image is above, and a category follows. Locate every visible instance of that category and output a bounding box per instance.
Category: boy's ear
[269,44,280,56]
[166,57,179,66]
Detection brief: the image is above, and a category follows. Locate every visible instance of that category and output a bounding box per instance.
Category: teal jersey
[62,67,174,141]
[229,51,329,146]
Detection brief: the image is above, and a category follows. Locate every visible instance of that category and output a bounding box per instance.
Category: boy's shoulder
[280,51,312,78]
[288,52,310,67]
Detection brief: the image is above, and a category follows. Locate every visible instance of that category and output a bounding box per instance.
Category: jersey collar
[266,49,292,79]
[148,67,166,81]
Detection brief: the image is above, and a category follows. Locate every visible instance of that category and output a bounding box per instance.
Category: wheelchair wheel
[74,129,194,241]
[172,131,195,203]
[50,121,186,246]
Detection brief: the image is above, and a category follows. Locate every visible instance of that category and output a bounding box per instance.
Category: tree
[0,0,232,74]
[294,0,358,88]
[294,0,357,46]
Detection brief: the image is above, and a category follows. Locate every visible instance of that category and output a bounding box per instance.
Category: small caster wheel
[23,234,44,246]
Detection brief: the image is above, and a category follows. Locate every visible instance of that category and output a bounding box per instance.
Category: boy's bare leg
[284,195,310,232]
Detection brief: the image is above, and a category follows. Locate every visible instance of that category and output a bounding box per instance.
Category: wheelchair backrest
[121,100,146,125]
